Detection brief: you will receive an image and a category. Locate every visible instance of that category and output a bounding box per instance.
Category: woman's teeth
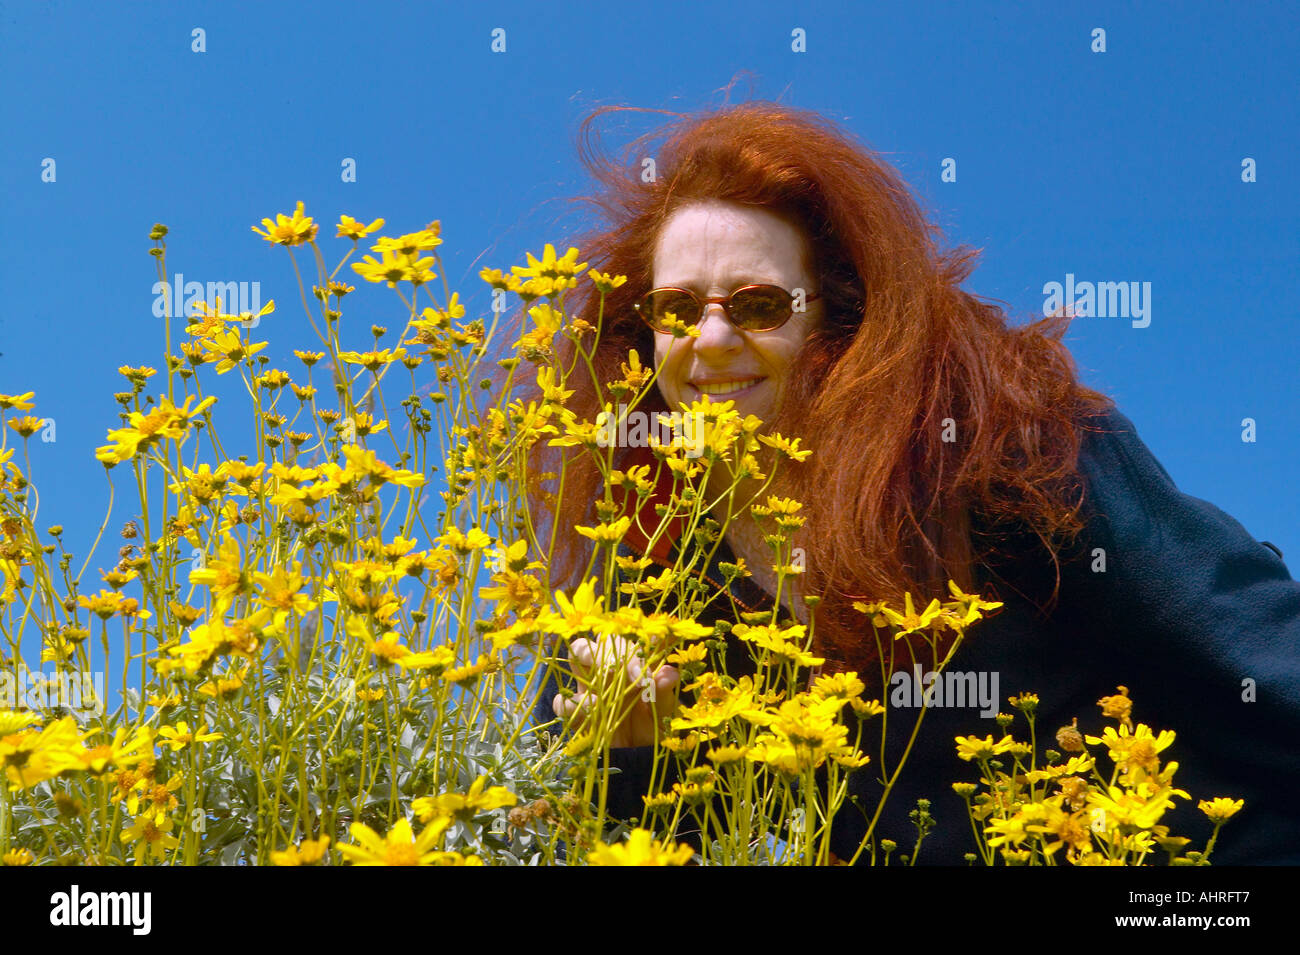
[694,379,761,396]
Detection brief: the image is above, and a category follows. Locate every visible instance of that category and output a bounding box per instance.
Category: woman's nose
[692,303,743,355]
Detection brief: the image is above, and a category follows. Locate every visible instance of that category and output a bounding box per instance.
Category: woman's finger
[552,692,578,720]
[553,688,597,726]
[650,664,679,715]
[654,663,680,693]
[568,637,594,672]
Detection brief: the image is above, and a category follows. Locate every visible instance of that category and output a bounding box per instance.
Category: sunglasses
[633,284,821,333]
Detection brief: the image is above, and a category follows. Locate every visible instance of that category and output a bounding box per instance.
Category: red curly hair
[517,100,1116,675]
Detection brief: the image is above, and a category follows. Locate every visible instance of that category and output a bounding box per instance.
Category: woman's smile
[688,375,767,399]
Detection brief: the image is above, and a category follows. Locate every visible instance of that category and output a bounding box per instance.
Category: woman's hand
[552,634,680,749]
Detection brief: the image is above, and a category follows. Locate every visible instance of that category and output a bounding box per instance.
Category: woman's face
[651,200,823,427]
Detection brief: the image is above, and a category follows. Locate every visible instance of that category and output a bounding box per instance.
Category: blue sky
[2,0,1297,634]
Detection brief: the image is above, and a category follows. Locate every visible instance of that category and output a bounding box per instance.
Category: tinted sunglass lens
[646,290,699,330]
[732,287,791,329]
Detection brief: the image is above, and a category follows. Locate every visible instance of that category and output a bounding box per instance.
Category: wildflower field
[0,207,1241,866]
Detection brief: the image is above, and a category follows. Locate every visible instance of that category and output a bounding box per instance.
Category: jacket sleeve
[1073,407,1300,863]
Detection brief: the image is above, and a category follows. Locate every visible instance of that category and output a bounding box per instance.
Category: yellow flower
[1007,691,1039,715]
[548,413,606,451]
[78,589,146,620]
[437,524,492,554]
[336,215,385,240]
[657,312,701,339]
[851,599,892,628]
[666,642,709,667]
[641,791,680,811]
[479,267,518,291]
[1085,723,1175,779]
[519,302,563,350]
[1,717,87,789]
[512,243,587,280]
[0,392,35,411]
[189,535,250,600]
[197,668,246,699]
[1025,801,1095,859]
[253,562,317,631]
[2,848,34,866]
[587,829,694,866]
[168,462,228,503]
[252,201,318,246]
[412,776,517,822]
[478,547,544,614]
[218,458,267,488]
[339,347,408,372]
[747,696,866,774]
[985,812,1031,849]
[345,412,389,438]
[443,654,496,686]
[954,734,1016,762]
[942,581,1004,628]
[542,579,608,639]
[255,368,291,391]
[186,298,231,335]
[337,447,422,489]
[95,395,217,464]
[351,250,435,288]
[271,836,331,866]
[705,744,749,766]
[294,349,325,367]
[575,517,632,544]
[515,275,572,299]
[121,811,180,864]
[672,673,762,733]
[131,773,183,816]
[659,733,701,753]
[588,270,627,293]
[0,710,39,735]
[1087,784,1180,832]
[879,592,946,638]
[157,721,223,752]
[148,692,182,713]
[337,817,475,866]
[756,432,812,462]
[198,327,269,375]
[395,644,456,673]
[535,366,575,405]
[810,671,867,704]
[731,622,824,668]
[117,364,157,383]
[372,230,442,255]
[612,349,652,394]
[1024,754,1095,783]
[73,726,155,776]
[1198,797,1244,825]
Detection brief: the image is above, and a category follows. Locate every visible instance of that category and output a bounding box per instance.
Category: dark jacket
[536,406,1300,864]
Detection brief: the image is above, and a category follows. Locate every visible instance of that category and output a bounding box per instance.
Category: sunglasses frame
[633,284,822,333]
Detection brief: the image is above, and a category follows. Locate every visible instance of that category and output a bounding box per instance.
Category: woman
[527,101,1300,863]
